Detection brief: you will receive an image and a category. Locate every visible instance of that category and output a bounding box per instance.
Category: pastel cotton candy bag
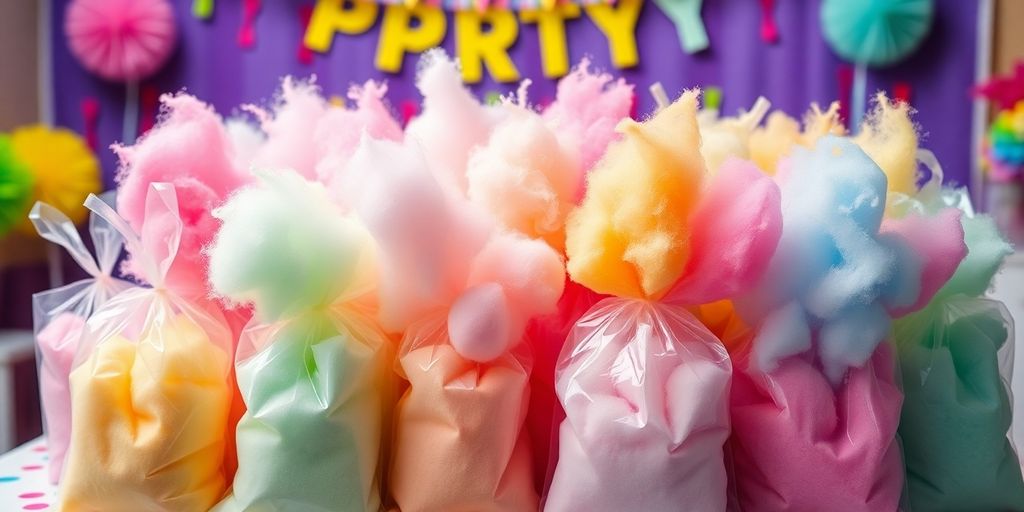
[60,185,233,511]
[346,136,564,512]
[29,199,132,484]
[728,136,966,512]
[892,185,1024,510]
[545,91,782,512]
[209,171,391,512]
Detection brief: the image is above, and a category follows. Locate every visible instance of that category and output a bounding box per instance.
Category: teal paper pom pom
[821,0,934,67]
[0,135,35,237]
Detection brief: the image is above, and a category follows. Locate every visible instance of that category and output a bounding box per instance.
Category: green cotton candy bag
[894,211,1024,511]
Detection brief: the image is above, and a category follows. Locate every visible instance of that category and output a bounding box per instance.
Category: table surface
[0,437,56,511]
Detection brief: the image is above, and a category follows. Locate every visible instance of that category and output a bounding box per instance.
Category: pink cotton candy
[405,50,503,195]
[880,208,966,317]
[115,94,251,294]
[543,59,634,182]
[344,136,491,331]
[729,343,905,512]
[315,81,403,187]
[665,158,782,305]
[247,77,328,181]
[36,312,87,484]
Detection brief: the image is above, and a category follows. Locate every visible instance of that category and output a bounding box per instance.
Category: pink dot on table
[23,504,48,510]
[31,446,46,453]
[19,492,44,499]
[21,465,42,471]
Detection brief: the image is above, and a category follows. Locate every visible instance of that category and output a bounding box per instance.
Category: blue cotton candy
[741,136,927,384]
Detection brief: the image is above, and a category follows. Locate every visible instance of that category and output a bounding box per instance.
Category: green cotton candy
[214,312,391,512]
[0,135,34,237]
[895,213,1024,511]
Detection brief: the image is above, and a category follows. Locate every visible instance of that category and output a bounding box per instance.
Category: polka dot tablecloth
[0,437,57,510]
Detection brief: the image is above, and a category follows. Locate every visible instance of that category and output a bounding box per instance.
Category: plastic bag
[59,185,233,511]
[728,341,905,511]
[207,170,393,511]
[893,208,1024,510]
[544,298,732,511]
[389,312,537,512]
[216,304,391,512]
[30,199,132,484]
[546,91,782,511]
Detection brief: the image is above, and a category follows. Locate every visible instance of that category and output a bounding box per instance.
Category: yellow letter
[585,0,642,69]
[375,4,447,73]
[520,4,580,79]
[304,0,379,53]
[456,9,521,84]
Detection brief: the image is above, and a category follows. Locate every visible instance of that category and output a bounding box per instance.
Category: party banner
[48,0,979,187]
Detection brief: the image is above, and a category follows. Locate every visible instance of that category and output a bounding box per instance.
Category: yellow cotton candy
[749,112,800,175]
[61,315,230,512]
[855,93,919,196]
[801,101,845,145]
[566,90,704,299]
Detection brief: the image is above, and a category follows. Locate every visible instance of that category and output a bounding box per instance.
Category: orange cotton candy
[565,90,705,299]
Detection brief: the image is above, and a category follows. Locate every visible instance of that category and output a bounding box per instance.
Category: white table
[0,330,35,453]
[0,437,56,511]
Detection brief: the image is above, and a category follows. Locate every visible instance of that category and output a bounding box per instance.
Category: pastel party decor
[728,136,966,511]
[115,93,252,295]
[30,200,132,484]
[209,170,391,512]
[0,135,34,237]
[546,91,782,512]
[893,190,1024,510]
[9,125,101,235]
[64,0,177,82]
[820,0,933,67]
[60,186,233,511]
[344,133,564,511]
[652,0,708,54]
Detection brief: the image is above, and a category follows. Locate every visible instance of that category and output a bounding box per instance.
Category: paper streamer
[759,0,778,43]
[837,65,853,128]
[139,85,160,135]
[193,0,214,19]
[652,0,708,54]
[893,82,912,104]
[238,0,261,49]
[81,97,99,151]
[298,4,315,65]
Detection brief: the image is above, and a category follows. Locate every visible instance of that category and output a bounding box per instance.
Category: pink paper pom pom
[115,93,251,294]
[64,0,177,82]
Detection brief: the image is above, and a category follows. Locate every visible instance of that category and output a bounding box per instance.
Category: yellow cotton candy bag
[59,186,233,511]
[566,90,704,299]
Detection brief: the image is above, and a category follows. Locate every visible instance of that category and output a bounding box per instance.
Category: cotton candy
[60,186,234,511]
[115,93,251,294]
[565,90,705,299]
[224,116,264,171]
[209,170,391,511]
[542,59,634,181]
[35,312,85,484]
[347,123,563,509]
[467,103,579,251]
[698,96,771,174]
[405,50,503,195]
[748,102,844,175]
[246,77,328,180]
[855,93,920,197]
[893,198,1024,510]
[548,92,781,512]
[316,81,403,193]
[62,313,231,511]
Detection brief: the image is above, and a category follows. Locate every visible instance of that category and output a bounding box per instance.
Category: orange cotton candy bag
[544,91,782,512]
[59,184,232,511]
[344,135,565,511]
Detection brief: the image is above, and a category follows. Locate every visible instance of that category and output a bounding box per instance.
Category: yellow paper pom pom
[854,93,919,197]
[10,125,101,234]
[565,90,705,299]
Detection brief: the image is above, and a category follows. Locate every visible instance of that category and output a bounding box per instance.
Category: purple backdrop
[47,0,980,188]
